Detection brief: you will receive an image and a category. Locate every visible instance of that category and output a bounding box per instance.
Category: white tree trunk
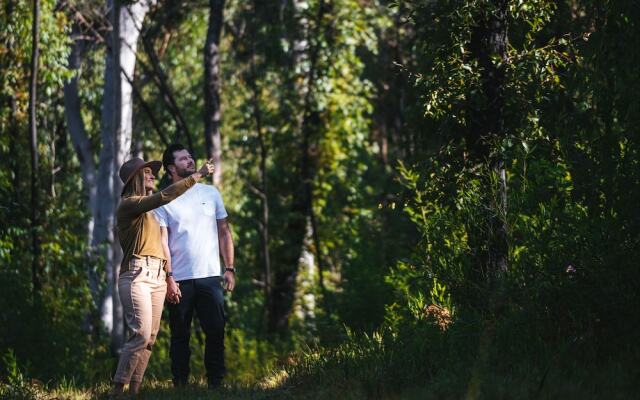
[293,219,317,332]
[204,0,225,185]
[117,1,152,165]
[96,0,119,341]
[98,0,154,352]
[63,25,100,318]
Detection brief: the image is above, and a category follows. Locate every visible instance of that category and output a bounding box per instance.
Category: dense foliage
[1,0,638,398]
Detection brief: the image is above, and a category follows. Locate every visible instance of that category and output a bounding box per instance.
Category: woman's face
[143,167,155,191]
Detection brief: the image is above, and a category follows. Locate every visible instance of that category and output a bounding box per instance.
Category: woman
[112,156,214,395]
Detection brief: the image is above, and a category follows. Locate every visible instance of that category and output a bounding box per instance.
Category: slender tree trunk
[299,0,328,308]
[269,0,309,333]
[98,0,154,352]
[96,0,119,345]
[259,154,272,321]
[204,0,225,185]
[9,97,21,190]
[270,0,329,332]
[248,59,272,326]
[64,23,101,315]
[245,1,273,329]
[114,0,155,352]
[470,0,509,280]
[29,0,42,297]
[484,0,509,278]
[49,120,63,198]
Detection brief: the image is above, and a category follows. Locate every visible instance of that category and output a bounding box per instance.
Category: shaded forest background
[1,0,639,398]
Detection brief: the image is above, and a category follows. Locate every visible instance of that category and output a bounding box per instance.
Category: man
[155,143,236,389]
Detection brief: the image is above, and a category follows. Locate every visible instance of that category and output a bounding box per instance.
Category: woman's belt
[129,255,164,269]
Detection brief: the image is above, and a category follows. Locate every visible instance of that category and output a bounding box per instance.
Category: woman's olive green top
[116,176,196,274]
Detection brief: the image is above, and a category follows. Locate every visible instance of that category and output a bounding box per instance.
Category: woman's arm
[119,162,214,217]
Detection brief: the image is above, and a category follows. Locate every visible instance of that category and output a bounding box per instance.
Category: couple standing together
[112,143,235,395]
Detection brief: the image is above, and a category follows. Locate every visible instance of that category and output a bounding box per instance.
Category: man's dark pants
[167,276,225,386]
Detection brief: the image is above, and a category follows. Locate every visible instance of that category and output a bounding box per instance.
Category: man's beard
[175,165,195,178]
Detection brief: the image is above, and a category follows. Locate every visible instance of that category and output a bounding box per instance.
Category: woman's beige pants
[113,258,166,385]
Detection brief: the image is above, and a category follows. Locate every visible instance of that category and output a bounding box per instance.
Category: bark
[29,0,42,297]
[204,0,225,185]
[66,5,169,147]
[9,97,20,190]
[269,0,308,333]
[292,219,317,330]
[96,0,118,345]
[270,0,328,333]
[64,23,100,313]
[98,0,154,352]
[298,0,329,312]
[115,0,155,351]
[66,5,164,337]
[485,0,509,278]
[469,0,509,279]
[49,120,64,198]
[247,37,272,326]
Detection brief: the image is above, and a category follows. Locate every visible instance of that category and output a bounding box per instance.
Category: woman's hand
[166,277,182,304]
[197,159,215,177]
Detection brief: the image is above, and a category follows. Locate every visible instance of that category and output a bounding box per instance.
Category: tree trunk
[292,219,317,331]
[204,0,224,185]
[484,0,509,278]
[269,0,329,333]
[298,0,329,311]
[244,1,273,330]
[248,58,273,327]
[96,0,119,347]
[98,0,154,353]
[268,0,309,333]
[64,23,101,316]
[470,0,509,280]
[28,0,42,297]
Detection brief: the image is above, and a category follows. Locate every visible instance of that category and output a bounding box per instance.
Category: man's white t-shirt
[154,183,228,281]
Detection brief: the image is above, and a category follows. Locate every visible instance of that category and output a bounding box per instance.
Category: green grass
[2,378,293,400]
[2,358,638,400]
[3,325,639,400]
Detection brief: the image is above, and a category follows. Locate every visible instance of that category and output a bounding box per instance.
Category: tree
[64,15,101,329]
[28,0,42,297]
[468,0,509,279]
[204,0,225,185]
[98,0,155,351]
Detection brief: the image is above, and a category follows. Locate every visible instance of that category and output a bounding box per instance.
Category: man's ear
[167,165,176,175]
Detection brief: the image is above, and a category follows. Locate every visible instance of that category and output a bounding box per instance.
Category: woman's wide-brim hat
[119,157,162,194]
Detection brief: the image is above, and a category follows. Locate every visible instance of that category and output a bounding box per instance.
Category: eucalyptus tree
[97,0,156,350]
[204,0,225,185]
[28,0,42,297]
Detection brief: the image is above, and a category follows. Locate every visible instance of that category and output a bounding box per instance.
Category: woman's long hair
[121,170,151,198]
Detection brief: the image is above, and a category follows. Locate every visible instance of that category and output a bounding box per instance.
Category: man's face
[170,149,195,178]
